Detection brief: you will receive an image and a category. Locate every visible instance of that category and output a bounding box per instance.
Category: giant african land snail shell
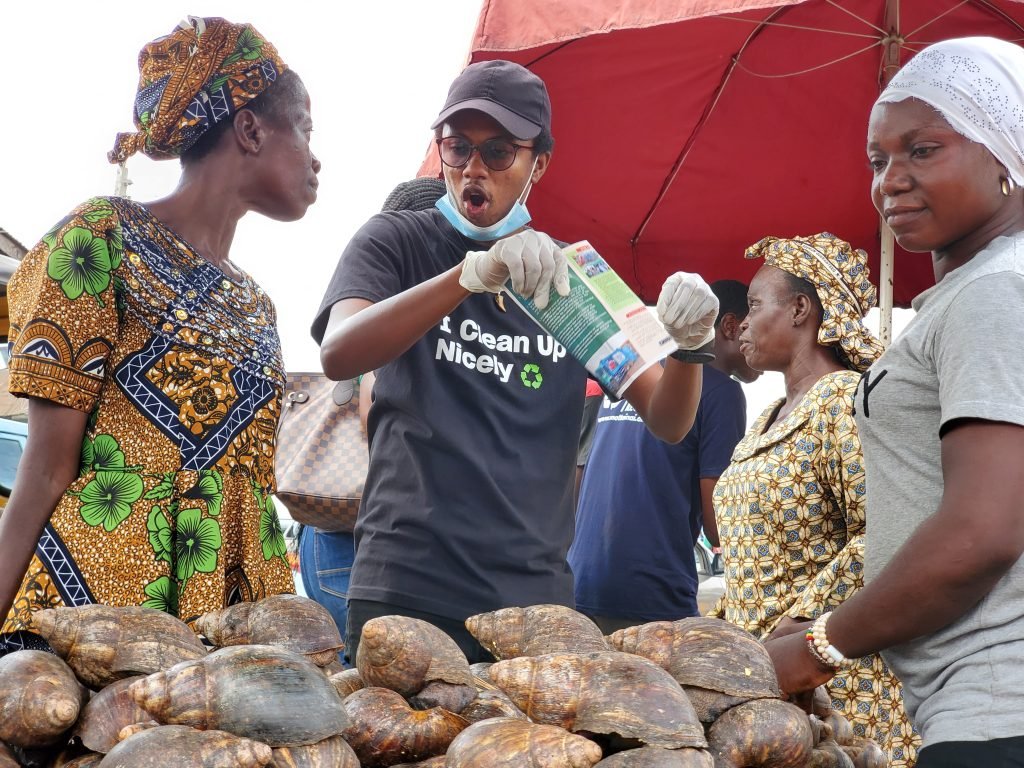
[356,615,474,708]
[706,699,814,768]
[446,717,604,768]
[607,617,781,722]
[341,686,468,766]
[466,604,609,659]
[0,650,85,747]
[98,724,272,767]
[129,645,348,747]
[196,594,344,667]
[489,651,707,749]
[34,605,206,689]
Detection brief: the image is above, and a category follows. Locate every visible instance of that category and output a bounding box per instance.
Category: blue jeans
[299,526,355,655]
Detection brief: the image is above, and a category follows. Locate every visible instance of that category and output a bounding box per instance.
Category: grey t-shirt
[854,233,1024,745]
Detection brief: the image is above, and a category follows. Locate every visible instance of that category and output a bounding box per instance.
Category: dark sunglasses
[436,136,532,172]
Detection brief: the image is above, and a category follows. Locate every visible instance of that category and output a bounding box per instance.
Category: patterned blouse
[1,197,293,651]
[712,370,918,766]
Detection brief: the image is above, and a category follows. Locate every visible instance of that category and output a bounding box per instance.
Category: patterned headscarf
[745,233,884,373]
[108,17,287,164]
[875,37,1024,185]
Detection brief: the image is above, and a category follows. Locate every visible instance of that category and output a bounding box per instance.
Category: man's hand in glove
[657,272,719,362]
[461,230,570,310]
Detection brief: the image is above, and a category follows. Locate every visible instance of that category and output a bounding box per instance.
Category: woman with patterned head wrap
[711,232,919,765]
[0,17,320,654]
[766,37,1024,766]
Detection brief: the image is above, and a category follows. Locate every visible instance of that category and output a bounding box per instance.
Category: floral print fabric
[1,197,292,647]
[711,371,919,766]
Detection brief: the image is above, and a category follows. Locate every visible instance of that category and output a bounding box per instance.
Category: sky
[0,2,915,428]
[0,1,482,372]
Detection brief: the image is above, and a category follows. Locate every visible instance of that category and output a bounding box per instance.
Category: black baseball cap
[431,60,551,140]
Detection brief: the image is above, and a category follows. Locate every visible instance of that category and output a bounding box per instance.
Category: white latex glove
[460,230,571,309]
[657,272,719,350]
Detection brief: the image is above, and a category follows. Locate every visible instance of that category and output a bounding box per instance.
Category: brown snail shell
[34,606,206,689]
[490,651,706,749]
[812,686,833,717]
[447,717,604,768]
[0,649,84,747]
[391,759,447,768]
[116,722,159,742]
[607,617,779,720]
[0,742,17,768]
[706,699,813,768]
[269,735,359,768]
[460,689,529,723]
[51,752,105,768]
[73,675,150,753]
[98,724,272,767]
[466,604,609,659]
[356,615,472,697]
[821,711,854,747]
[844,737,888,768]
[341,686,468,766]
[469,662,498,692]
[129,645,348,747]
[594,746,714,767]
[329,668,366,698]
[811,740,855,768]
[62,757,104,768]
[321,658,345,677]
[196,595,343,667]
[409,679,478,713]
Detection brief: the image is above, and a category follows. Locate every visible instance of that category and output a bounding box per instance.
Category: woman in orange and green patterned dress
[0,17,320,653]
[710,234,919,766]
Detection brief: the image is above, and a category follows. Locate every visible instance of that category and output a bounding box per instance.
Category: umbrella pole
[878,0,900,348]
[114,162,132,198]
[879,218,894,347]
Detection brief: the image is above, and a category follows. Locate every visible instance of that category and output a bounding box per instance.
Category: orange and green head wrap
[109,16,287,164]
[744,232,884,373]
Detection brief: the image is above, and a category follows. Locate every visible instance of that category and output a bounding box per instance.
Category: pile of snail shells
[0,599,891,768]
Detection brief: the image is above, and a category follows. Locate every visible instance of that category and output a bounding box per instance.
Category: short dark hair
[711,279,749,326]
[181,69,305,165]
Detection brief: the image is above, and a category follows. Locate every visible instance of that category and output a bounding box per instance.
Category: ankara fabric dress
[1,196,292,649]
[712,371,918,766]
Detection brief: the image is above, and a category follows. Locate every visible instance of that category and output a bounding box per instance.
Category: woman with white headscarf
[766,37,1024,766]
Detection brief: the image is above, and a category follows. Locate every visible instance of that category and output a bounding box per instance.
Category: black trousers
[917,736,1024,768]
[345,598,496,665]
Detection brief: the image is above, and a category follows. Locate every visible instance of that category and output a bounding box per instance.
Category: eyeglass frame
[435,135,535,172]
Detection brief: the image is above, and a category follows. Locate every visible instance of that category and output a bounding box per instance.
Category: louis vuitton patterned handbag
[275,373,367,532]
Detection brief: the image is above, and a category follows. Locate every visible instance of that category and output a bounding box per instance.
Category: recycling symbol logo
[520,363,544,389]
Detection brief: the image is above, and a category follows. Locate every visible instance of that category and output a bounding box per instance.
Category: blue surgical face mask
[435,156,538,242]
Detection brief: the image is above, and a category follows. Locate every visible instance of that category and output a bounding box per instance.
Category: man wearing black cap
[312,60,719,662]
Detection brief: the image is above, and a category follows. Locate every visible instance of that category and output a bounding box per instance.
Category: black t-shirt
[313,209,587,620]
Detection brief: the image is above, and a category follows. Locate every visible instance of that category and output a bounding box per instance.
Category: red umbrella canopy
[426,0,1024,305]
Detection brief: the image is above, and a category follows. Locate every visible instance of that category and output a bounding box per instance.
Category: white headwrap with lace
[875,36,1024,185]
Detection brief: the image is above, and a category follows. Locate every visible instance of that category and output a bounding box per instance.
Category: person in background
[713,234,917,765]
[314,60,719,662]
[766,37,1024,767]
[0,17,320,654]
[569,280,760,633]
[299,177,446,653]
[574,378,603,510]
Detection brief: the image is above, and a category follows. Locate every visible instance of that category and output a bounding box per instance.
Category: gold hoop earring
[1002,176,1017,196]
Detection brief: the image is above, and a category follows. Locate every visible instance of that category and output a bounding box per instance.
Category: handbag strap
[278,374,358,438]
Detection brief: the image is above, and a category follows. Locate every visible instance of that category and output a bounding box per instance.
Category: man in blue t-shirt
[569,280,760,632]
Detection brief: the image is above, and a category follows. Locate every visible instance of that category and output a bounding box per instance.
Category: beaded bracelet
[803,628,834,668]
[805,613,853,670]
